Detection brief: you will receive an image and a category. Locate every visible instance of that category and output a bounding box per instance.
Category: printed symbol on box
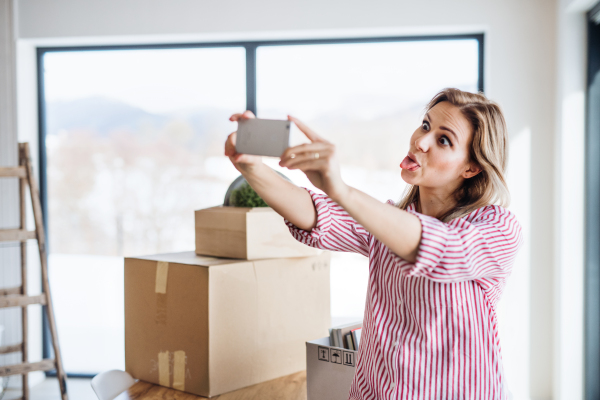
[318,347,330,362]
[331,349,342,364]
[343,351,355,367]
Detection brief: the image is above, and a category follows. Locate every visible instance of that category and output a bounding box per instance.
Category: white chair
[91,369,136,400]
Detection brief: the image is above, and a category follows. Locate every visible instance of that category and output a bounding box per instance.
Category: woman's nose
[414,134,430,152]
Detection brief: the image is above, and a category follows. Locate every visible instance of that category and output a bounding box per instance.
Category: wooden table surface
[115,371,307,400]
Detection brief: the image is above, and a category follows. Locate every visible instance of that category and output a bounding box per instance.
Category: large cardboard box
[125,251,331,397]
[195,206,322,260]
[306,337,358,400]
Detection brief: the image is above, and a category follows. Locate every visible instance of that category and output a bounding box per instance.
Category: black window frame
[36,33,484,378]
[585,3,600,399]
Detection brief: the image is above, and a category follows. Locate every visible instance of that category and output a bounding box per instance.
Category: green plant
[230,182,269,207]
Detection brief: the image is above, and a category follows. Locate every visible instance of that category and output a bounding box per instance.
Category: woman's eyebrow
[441,126,459,143]
[424,112,459,143]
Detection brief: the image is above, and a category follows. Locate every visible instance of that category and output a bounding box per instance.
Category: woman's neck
[416,186,458,220]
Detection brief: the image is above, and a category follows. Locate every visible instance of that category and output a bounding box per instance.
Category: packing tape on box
[158,351,170,387]
[155,261,169,294]
[155,261,169,325]
[157,350,186,391]
[155,295,168,325]
[172,350,186,391]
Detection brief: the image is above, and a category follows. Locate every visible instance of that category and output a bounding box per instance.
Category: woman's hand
[225,110,264,173]
[279,116,349,201]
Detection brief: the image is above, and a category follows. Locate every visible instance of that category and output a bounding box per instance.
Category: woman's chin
[401,168,419,185]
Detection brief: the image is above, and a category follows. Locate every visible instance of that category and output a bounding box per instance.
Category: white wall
[553,0,594,398]
[0,0,20,389]
[0,0,45,391]
[12,0,589,398]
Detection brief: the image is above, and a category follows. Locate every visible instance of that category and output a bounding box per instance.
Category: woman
[224,88,523,400]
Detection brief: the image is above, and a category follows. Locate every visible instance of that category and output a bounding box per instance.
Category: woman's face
[400,101,480,191]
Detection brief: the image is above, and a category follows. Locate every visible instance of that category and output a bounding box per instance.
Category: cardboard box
[306,337,358,400]
[125,251,331,397]
[195,206,322,260]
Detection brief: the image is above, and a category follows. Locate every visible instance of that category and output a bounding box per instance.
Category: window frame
[36,33,484,377]
[585,3,600,398]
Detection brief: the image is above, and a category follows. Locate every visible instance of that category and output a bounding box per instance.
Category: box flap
[308,337,331,346]
[197,205,273,213]
[126,251,249,267]
[198,205,253,213]
[246,207,275,213]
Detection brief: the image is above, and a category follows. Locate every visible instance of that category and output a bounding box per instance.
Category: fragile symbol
[343,351,355,367]
[331,349,342,364]
[318,346,330,362]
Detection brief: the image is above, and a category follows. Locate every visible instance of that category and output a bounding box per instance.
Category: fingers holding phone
[278,118,347,200]
[279,140,344,194]
[287,115,328,144]
[279,142,332,168]
[224,110,264,172]
[229,110,256,122]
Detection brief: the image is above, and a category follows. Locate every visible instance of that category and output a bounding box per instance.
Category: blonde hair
[397,88,510,222]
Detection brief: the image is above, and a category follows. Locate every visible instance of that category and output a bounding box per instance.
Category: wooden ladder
[0,142,68,400]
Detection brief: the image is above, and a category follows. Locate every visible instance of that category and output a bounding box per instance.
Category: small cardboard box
[125,251,331,397]
[306,337,358,400]
[195,206,322,260]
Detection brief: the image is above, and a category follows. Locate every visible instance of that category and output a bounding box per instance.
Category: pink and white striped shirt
[284,187,523,400]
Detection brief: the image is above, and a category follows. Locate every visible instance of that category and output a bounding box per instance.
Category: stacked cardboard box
[125,206,331,397]
[195,205,322,260]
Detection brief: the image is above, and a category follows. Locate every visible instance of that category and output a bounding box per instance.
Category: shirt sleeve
[283,187,371,257]
[394,204,523,283]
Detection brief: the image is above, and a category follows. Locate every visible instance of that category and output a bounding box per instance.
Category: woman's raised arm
[276,115,424,261]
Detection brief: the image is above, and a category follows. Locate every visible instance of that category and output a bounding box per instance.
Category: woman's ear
[462,162,482,179]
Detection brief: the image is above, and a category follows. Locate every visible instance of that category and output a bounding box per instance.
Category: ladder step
[0,359,56,377]
[0,166,26,178]
[0,294,46,308]
[0,343,23,354]
[0,229,36,242]
[0,286,22,296]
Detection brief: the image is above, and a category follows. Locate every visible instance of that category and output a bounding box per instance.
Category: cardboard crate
[306,337,358,400]
[125,251,331,397]
[195,205,322,260]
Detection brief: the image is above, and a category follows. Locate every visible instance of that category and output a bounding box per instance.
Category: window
[38,35,482,374]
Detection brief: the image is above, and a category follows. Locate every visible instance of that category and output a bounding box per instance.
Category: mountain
[44,96,232,139]
[45,97,168,136]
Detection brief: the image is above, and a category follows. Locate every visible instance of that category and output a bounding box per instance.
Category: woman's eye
[439,136,451,146]
[422,121,429,130]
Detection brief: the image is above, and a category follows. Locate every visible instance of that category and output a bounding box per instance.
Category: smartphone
[236,118,308,157]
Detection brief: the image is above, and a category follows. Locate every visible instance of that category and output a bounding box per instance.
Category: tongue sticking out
[400,155,420,171]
